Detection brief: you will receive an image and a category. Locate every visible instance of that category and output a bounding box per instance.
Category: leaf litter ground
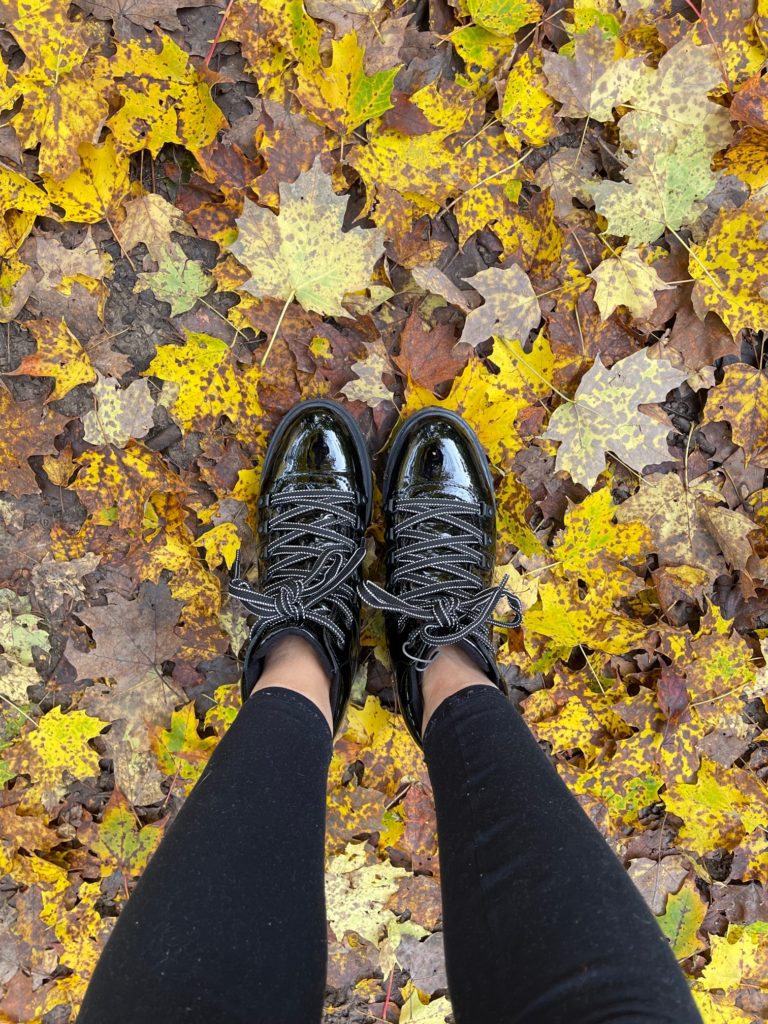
[1,0,768,1021]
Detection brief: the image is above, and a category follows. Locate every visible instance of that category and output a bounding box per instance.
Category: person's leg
[78,637,333,1024]
[421,646,703,1024]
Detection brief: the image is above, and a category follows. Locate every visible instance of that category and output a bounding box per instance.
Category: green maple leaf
[590,132,717,245]
[135,241,210,315]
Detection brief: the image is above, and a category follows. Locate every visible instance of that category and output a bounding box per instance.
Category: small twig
[381,968,395,1021]
[205,0,235,67]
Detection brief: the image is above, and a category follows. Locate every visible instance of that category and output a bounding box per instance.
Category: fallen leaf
[5,706,106,813]
[135,241,211,315]
[590,248,674,321]
[231,156,385,318]
[117,193,196,262]
[82,373,155,448]
[543,25,644,122]
[294,30,399,135]
[65,580,184,689]
[542,348,686,488]
[6,319,96,402]
[457,265,541,348]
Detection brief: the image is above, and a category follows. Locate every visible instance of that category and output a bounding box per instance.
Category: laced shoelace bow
[360,496,523,666]
[228,489,365,648]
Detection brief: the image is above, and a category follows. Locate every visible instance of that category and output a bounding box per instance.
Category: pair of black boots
[228,401,523,746]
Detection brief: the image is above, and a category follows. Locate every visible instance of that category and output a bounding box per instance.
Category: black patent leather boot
[360,408,522,746]
[229,400,372,735]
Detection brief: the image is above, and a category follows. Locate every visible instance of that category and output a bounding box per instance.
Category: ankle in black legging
[78,685,702,1024]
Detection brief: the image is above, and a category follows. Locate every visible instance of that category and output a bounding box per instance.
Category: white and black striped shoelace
[360,496,523,666]
[229,489,365,649]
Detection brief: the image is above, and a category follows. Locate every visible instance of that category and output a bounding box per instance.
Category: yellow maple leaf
[690,190,768,337]
[325,841,408,945]
[699,921,768,996]
[663,757,768,856]
[524,577,648,656]
[108,35,226,157]
[71,442,187,535]
[501,50,558,146]
[43,135,130,223]
[403,335,559,471]
[152,702,216,794]
[349,79,471,235]
[294,30,399,135]
[0,166,49,257]
[8,48,112,180]
[90,791,164,884]
[144,330,266,444]
[5,706,106,813]
[7,318,96,402]
[701,363,768,466]
[552,486,652,601]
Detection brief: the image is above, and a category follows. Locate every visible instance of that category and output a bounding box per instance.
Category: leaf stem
[499,338,574,404]
[261,291,295,367]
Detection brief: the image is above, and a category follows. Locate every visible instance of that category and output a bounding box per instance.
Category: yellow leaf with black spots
[7,318,96,402]
[9,51,112,180]
[134,493,226,657]
[664,757,768,856]
[451,25,516,92]
[501,50,558,146]
[5,706,106,813]
[722,128,768,192]
[691,190,768,337]
[90,790,164,884]
[0,167,49,257]
[708,364,765,464]
[349,79,472,234]
[72,442,187,534]
[43,135,130,223]
[523,669,630,764]
[223,0,321,99]
[453,125,525,247]
[337,696,429,801]
[108,35,226,157]
[467,0,541,36]
[524,577,648,655]
[144,331,266,444]
[551,486,651,600]
[294,30,399,135]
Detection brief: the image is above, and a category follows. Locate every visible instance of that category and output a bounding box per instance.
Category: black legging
[78,685,702,1023]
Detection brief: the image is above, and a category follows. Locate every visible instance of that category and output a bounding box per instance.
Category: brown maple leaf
[393,309,470,392]
[0,386,68,497]
[65,580,184,690]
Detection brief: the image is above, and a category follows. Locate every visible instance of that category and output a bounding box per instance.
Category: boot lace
[359,496,523,666]
[229,489,364,648]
